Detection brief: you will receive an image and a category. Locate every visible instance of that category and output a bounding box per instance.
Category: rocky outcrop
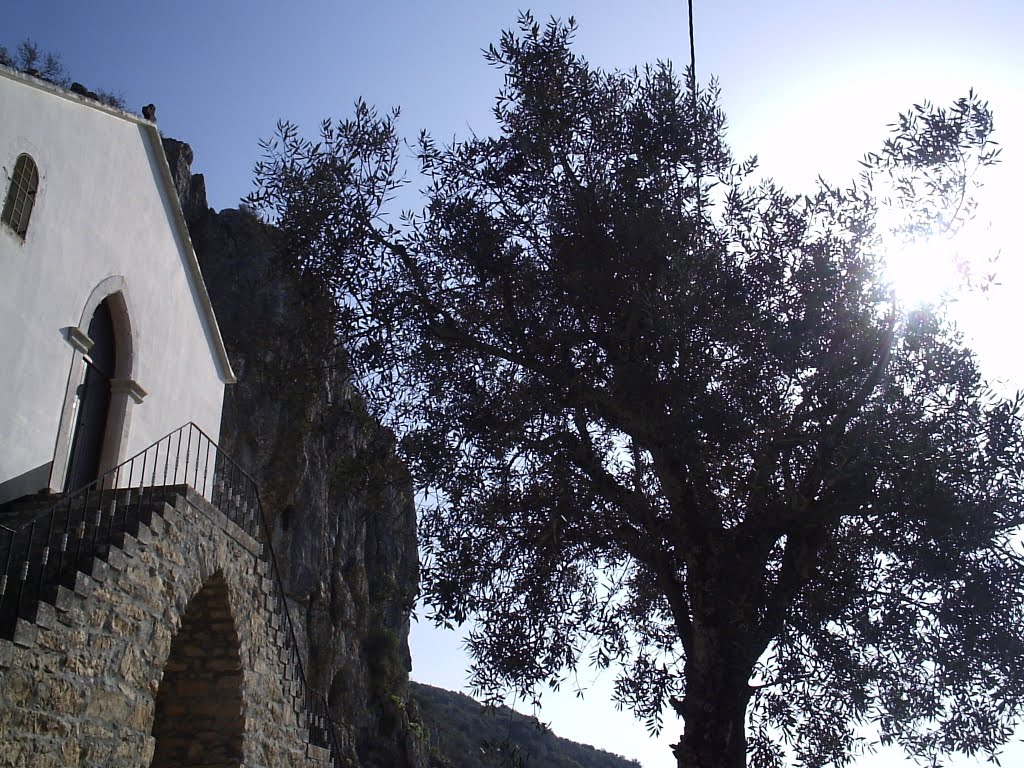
[163,139,426,767]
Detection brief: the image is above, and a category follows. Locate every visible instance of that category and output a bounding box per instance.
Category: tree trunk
[673,663,752,768]
[668,533,771,768]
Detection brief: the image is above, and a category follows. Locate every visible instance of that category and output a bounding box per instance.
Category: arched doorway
[150,572,245,767]
[64,298,116,491]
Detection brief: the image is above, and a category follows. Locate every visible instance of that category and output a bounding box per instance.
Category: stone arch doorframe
[150,569,246,768]
[49,275,148,492]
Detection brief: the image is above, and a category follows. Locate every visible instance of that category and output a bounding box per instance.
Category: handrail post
[174,427,182,486]
[185,425,194,490]
[40,505,56,601]
[16,521,36,621]
[105,469,117,545]
[162,433,171,486]
[55,498,70,588]
[202,440,211,500]
[1,526,14,619]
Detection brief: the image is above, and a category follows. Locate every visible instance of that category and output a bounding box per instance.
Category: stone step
[306,743,332,768]
[0,489,174,640]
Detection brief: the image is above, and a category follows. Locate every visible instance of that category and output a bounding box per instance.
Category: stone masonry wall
[0,489,331,768]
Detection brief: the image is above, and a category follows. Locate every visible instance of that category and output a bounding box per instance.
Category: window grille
[2,154,39,239]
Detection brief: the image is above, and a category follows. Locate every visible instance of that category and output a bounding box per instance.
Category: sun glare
[879,211,1006,310]
[882,235,963,308]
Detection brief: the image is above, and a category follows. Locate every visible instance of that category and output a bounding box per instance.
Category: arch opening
[150,572,244,768]
[61,286,138,491]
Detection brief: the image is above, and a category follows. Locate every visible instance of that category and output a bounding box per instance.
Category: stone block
[89,559,110,582]
[88,632,119,652]
[85,687,130,722]
[210,507,230,530]
[135,523,153,544]
[79,739,116,766]
[33,602,57,630]
[0,639,12,668]
[0,705,71,739]
[160,506,182,530]
[36,676,87,714]
[158,543,186,567]
[55,601,87,630]
[118,567,162,602]
[307,743,331,766]
[105,547,126,571]
[54,584,80,613]
[147,512,166,536]
[38,623,85,651]
[104,609,136,637]
[73,571,95,597]
[27,745,64,768]
[58,736,81,765]
[259,576,275,597]
[120,534,139,557]
[13,619,38,648]
[140,734,156,763]
[1,668,33,705]
[64,649,101,677]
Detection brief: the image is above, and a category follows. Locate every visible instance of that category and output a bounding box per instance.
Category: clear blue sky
[7,2,1024,766]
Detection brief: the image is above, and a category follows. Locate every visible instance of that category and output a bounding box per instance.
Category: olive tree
[249,15,1024,768]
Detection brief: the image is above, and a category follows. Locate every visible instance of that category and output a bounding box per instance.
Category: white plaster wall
[0,75,227,503]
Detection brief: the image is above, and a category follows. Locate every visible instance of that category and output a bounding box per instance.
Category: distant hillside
[411,681,642,768]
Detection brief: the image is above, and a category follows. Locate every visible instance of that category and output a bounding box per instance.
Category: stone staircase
[0,487,180,640]
[0,424,346,767]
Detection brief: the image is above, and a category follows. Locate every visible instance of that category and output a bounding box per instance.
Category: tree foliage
[249,15,1024,768]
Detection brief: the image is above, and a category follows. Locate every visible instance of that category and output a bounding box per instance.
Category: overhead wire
[686,0,703,247]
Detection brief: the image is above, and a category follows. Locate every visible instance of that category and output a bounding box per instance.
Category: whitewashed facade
[0,66,235,504]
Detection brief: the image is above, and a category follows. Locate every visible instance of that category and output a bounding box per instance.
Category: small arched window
[2,154,39,239]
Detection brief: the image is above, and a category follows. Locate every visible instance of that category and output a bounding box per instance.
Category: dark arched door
[65,300,116,491]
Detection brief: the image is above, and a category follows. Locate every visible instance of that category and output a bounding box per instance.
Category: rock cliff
[163,139,426,767]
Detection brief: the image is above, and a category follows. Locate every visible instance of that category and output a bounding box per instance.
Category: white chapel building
[0,66,235,505]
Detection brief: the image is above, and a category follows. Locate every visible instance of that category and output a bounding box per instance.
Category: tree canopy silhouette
[249,15,1024,768]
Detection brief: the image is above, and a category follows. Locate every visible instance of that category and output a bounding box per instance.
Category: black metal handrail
[0,422,345,766]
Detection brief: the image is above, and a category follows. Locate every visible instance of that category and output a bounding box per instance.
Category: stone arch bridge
[0,424,343,767]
